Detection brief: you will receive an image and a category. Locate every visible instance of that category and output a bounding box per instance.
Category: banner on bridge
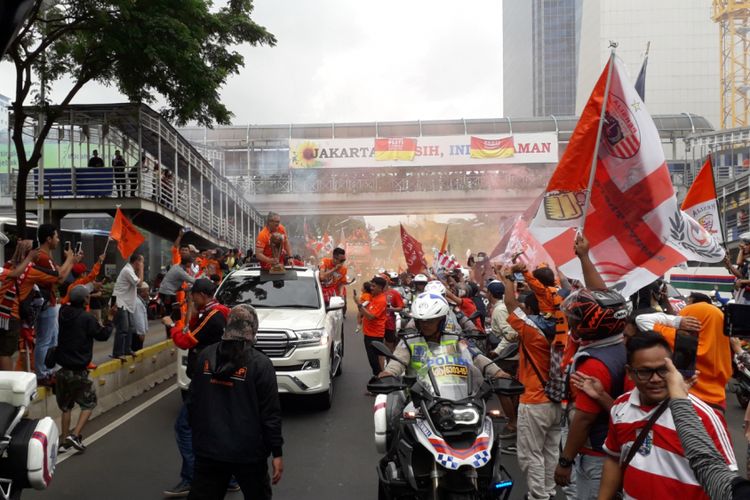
[288,132,558,169]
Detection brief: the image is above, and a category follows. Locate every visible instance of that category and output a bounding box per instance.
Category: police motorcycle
[368,311,523,498]
[0,372,58,499]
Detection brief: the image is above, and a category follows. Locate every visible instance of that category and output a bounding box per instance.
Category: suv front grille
[255,330,294,358]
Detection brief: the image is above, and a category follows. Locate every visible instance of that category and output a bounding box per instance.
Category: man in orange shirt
[357,276,388,378]
[255,212,293,271]
[60,254,105,307]
[497,271,561,500]
[635,297,730,410]
[319,247,348,304]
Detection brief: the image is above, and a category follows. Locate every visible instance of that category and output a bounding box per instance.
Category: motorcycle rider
[378,292,506,380]
[417,280,479,335]
[412,274,429,294]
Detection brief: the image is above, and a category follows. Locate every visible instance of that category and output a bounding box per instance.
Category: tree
[6,0,276,235]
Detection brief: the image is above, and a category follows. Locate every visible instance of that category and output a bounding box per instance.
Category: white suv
[176,266,345,410]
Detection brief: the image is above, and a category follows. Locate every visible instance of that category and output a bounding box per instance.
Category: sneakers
[65,433,86,453]
[163,480,191,498]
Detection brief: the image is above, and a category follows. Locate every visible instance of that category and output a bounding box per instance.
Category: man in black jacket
[55,285,112,453]
[187,304,283,500]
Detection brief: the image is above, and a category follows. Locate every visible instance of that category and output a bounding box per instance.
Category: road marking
[57,383,178,464]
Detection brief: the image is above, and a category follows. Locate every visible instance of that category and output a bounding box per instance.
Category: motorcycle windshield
[416,346,476,401]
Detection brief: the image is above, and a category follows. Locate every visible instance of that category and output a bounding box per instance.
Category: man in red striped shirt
[599,332,736,500]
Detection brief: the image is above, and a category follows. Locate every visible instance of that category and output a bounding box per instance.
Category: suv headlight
[296,328,328,346]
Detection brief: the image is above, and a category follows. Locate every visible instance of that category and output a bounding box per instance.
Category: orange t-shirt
[362,293,387,338]
[256,225,288,270]
[508,308,552,405]
[171,246,181,265]
[319,258,348,290]
[656,302,730,407]
[360,292,373,303]
[60,262,102,305]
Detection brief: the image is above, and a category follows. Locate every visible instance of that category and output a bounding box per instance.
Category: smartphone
[513,272,525,282]
[183,226,192,234]
[64,241,72,252]
[673,332,698,377]
[75,242,83,255]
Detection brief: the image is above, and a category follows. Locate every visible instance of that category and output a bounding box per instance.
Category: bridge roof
[179,113,713,147]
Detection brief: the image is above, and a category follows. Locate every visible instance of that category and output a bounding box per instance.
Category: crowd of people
[346,232,750,500]
[6,210,750,499]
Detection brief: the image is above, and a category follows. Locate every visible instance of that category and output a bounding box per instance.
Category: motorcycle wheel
[737,391,750,409]
[377,480,389,500]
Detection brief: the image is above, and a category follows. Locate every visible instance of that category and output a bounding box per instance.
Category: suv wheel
[335,326,344,377]
[312,373,334,410]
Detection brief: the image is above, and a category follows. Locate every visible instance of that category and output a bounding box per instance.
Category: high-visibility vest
[404,333,460,373]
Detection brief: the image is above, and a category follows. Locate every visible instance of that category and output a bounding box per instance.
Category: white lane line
[57,383,178,464]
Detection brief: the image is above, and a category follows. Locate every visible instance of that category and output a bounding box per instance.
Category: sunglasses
[628,365,669,382]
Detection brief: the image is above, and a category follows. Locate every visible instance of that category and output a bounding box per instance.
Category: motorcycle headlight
[433,404,481,432]
[296,328,327,346]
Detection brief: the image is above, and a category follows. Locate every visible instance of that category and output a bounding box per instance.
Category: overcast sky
[0,0,503,125]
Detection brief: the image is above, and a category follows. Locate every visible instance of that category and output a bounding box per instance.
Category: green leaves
[10,0,276,126]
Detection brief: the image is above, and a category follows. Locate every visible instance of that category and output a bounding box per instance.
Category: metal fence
[236,168,553,196]
[12,166,245,246]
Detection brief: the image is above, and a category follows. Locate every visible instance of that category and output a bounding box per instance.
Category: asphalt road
[26,316,750,499]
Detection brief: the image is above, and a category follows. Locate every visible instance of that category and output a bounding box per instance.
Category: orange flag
[439,226,449,254]
[110,208,145,259]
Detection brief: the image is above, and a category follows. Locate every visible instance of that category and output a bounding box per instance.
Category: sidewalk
[91,320,168,366]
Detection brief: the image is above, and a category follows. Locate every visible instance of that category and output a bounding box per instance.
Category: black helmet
[561,288,628,341]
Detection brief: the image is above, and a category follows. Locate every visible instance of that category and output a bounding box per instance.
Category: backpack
[521,314,565,403]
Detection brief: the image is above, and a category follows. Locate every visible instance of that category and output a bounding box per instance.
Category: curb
[29,340,178,421]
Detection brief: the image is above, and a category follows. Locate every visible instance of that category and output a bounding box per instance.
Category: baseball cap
[741,232,750,244]
[487,280,506,299]
[72,263,87,276]
[69,285,90,305]
[222,304,259,342]
[191,278,217,296]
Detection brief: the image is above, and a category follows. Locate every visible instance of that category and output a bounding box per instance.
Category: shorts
[0,320,20,357]
[385,329,397,344]
[55,368,97,412]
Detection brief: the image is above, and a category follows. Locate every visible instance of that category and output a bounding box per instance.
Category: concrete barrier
[29,340,178,421]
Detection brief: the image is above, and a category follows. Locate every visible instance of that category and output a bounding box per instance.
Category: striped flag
[681,155,723,244]
[374,138,417,161]
[470,136,514,159]
[529,56,723,298]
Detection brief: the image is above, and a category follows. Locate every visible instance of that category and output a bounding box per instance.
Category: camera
[0,372,57,497]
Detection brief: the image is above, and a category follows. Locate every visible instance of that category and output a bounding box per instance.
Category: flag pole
[708,153,729,251]
[580,42,618,227]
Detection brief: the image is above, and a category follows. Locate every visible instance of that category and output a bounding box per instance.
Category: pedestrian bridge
[8,103,264,249]
[179,113,713,216]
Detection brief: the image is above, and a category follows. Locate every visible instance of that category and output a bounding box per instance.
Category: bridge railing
[237,168,553,196]
[11,167,242,243]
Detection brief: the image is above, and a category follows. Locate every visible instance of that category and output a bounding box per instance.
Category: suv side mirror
[327,296,345,311]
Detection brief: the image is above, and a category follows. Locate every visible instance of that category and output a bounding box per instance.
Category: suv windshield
[217,274,321,309]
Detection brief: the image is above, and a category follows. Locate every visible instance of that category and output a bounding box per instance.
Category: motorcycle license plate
[430,364,468,378]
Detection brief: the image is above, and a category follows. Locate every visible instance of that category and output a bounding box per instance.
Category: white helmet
[411,292,450,320]
[424,280,446,296]
[388,271,399,280]
[460,267,470,280]
[413,273,429,283]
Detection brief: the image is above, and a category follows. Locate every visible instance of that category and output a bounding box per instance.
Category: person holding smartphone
[634,295,731,412]
[34,224,80,385]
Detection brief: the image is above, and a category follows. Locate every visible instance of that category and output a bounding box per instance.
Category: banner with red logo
[470,136,515,159]
[374,138,417,161]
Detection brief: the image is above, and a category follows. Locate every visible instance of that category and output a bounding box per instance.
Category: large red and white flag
[496,217,556,270]
[681,155,723,244]
[530,57,723,297]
